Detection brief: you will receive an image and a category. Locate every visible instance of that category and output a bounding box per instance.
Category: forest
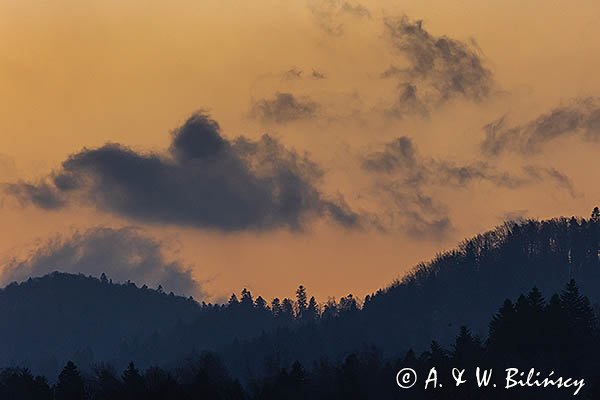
[0,280,598,399]
[1,210,600,398]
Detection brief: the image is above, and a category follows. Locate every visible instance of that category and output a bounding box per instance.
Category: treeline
[215,285,359,322]
[358,210,600,352]
[156,212,600,375]
[0,273,359,378]
[3,281,599,399]
[4,211,600,382]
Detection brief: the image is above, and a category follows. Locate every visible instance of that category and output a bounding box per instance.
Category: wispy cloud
[360,136,578,239]
[2,227,201,297]
[382,15,494,117]
[482,97,600,155]
[361,137,563,190]
[252,92,320,123]
[307,0,371,36]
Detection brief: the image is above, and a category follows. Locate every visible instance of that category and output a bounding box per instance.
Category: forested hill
[214,212,600,375]
[1,211,600,379]
[0,272,200,375]
[360,212,600,350]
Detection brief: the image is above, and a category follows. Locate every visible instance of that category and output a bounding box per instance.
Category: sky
[2,0,600,302]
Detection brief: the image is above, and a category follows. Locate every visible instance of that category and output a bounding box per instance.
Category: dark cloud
[3,113,359,231]
[307,0,371,36]
[5,181,66,209]
[252,92,319,123]
[361,136,577,239]
[382,15,493,117]
[2,227,200,297]
[482,97,600,155]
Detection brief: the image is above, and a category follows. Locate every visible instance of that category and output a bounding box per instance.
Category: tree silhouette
[228,293,239,307]
[295,286,307,319]
[270,298,281,318]
[488,298,516,351]
[92,364,121,400]
[280,298,295,321]
[591,206,600,224]
[122,362,145,399]
[561,279,597,332]
[0,368,52,400]
[54,361,85,400]
[254,296,268,311]
[240,288,254,308]
[305,296,319,322]
[453,326,482,366]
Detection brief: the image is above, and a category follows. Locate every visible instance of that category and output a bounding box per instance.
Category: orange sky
[2,0,600,302]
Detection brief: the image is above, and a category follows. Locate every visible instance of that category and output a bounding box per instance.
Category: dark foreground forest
[3,210,600,398]
[1,280,599,399]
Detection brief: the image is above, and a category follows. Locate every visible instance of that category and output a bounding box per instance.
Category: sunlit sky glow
[2,0,600,301]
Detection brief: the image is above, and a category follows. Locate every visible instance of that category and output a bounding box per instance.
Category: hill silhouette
[362,213,600,350]
[223,213,600,373]
[1,212,600,381]
[0,272,201,377]
[127,212,600,375]
[1,281,598,399]
[0,272,301,377]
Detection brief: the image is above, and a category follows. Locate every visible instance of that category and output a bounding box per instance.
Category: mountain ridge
[2,213,600,378]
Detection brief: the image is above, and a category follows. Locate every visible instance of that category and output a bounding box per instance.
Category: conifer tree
[122,362,145,399]
[240,288,254,308]
[591,207,600,224]
[305,296,320,321]
[54,361,85,400]
[561,279,596,334]
[296,285,308,318]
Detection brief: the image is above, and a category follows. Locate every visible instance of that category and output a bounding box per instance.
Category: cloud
[404,211,452,241]
[282,67,303,80]
[481,97,600,155]
[383,82,430,118]
[5,181,66,209]
[360,137,455,239]
[1,227,200,297]
[500,209,528,223]
[362,136,577,193]
[252,92,319,123]
[370,183,454,240]
[307,0,371,36]
[362,137,419,174]
[3,113,360,231]
[360,137,577,239]
[311,69,327,80]
[523,166,579,198]
[382,15,494,117]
